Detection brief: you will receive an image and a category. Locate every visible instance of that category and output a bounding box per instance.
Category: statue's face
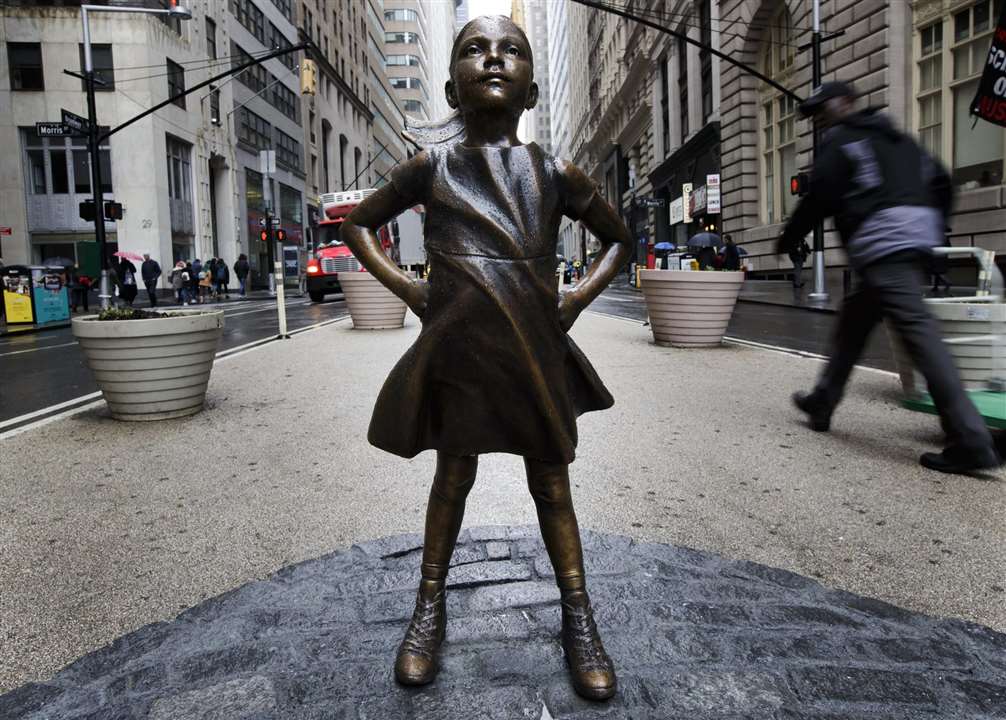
[447,17,537,114]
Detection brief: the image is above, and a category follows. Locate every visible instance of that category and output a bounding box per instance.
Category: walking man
[141,253,161,307]
[789,239,810,287]
[781,81,999,475]
[234,254,250,297]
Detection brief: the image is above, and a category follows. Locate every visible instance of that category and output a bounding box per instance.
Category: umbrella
[113,250,144,262]
[654,241,676,252]
[42,257,75,268]
[687,232,720,248]
[736,246,749,256]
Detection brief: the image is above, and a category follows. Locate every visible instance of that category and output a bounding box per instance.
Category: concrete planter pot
[926,298,1006,388]
[639,269,745,347]
[71,309,224,421]
[339,272,407,329]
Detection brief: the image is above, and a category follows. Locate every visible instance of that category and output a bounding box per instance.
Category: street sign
[36,122,73,138]
[636,197,666,208]
[259,149,276,175]
[61,109,91,134]
[258,217,281,227]
[706,174,721,214]
[0,227,11,235]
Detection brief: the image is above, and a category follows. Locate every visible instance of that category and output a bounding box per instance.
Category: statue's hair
[404,15,533,152]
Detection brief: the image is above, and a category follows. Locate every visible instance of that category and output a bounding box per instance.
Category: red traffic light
[259,230,268,242]
[276,229,286,242]
[790,173,810,196]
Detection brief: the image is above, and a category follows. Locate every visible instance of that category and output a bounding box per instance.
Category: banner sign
[33,273,70,325]
[970,3,1006,127]
[669,197,684,225]
[690,185,708,216]
[681,183,693,224]
[706,174,721,214]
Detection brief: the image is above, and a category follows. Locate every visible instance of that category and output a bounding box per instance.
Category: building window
[78,43,114,91]
[232,41,269,93]
[915,0,1004,189]
[676,37,688,142]
[404,99,423,113]
[390,77,424,91]
[272,82,300,123]
[270,23,296,70]
[275,128,303,171]
[385,8,418,22]
[231,0,266,44]
[9,43,44,91]
[238,107,272,150]
[166,58,186,108]
[21,128,112,196]
[698,0,713,123]
[166,135,194,235]
[206,18,217,60]
[386,31,420,45]
[659,54,670,155]
[386,54,420,67]
[270,0,293,23]
[210,89,221,125]
[279,183,303,225]
[758,5,797,224]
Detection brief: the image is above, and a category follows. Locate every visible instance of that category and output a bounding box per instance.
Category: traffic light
[260,229,269,242]
[790,173,810,196]
[276,228,287,243]
[79,200,96,221]
[300,59,318,95]
[104,201,124,221]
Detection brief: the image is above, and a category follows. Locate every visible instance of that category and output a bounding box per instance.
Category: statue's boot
[561,590,617,700]
[394,579,446,685]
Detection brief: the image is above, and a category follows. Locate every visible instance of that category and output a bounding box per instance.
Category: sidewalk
[738,279,982,313]
[0,288,303,337]
[1,312,1003,713]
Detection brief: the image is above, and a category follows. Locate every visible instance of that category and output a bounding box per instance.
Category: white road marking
[0,341,78,357]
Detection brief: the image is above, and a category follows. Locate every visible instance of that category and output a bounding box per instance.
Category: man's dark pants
[814,250,993,454]
[146,282,157,307]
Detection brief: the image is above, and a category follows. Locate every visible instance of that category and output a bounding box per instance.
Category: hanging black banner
[970,2,1006,127]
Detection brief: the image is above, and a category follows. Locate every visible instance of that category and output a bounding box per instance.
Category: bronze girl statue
[340,15,632,701]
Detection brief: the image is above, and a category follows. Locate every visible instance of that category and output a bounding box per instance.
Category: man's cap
[799,81,856,117]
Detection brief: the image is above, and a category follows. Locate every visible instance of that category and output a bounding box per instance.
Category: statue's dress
[368,142,613,464]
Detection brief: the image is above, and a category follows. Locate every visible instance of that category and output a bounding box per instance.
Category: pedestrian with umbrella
[688,232,719,270]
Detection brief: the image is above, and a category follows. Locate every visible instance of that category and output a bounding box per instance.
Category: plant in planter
[339,271,409,329]
[71,306,225,421]
[639,266,745,348]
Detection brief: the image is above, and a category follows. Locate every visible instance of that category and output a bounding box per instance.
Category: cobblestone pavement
[3,527,1004,720]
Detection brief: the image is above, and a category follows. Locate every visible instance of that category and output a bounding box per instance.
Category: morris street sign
[36,122,73,138]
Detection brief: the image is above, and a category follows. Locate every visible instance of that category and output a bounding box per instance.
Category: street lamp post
[79,2,192,309]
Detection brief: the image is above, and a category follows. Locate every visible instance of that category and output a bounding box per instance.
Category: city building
[383,2,430,122]
[455,0,470,33]
[522,0,552,155]
[1,0,222,277]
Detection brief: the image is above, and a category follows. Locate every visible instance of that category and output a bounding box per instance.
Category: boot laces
[400,594,443,659]
[562,600,612,672]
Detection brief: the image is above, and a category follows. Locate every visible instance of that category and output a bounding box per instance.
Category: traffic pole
[808,0,829,302]
[82,9,110,309]
[274,261,288,338]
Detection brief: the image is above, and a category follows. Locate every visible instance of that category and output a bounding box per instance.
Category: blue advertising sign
[33,273,70,324]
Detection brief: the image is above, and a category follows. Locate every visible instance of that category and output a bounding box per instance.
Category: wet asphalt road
[0,283,895,427]
[0,295,349,425]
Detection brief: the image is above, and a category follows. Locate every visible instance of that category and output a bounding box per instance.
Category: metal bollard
[274,262,288,339]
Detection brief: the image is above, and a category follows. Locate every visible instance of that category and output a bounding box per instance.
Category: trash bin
[2,265,35,324]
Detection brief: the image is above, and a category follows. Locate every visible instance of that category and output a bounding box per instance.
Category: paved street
[0,295,348,428]
[1,310,1002,703]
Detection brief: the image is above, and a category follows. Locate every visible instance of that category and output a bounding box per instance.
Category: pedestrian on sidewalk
[68,265,89,313]
[929,253,952,295]
[780,81,999,475]
[340,15,632,701]
[215,258,230,298]
[141,253,161,307]
[169,261,188,305]
[723,234,742,271]
[190,258,203,304]
[118,259,138,307]
[234,254,250,297]
[789,240,810,287]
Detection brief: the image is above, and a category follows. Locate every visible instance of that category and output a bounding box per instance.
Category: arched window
[758,5,796,224]
[338,134,348,190]
[354,147,362,187]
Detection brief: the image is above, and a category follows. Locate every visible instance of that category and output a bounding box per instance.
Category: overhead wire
[114,49,297,84]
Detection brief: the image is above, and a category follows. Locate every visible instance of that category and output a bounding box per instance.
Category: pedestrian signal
[79,200,96,221]
[104,201,124,220]
[260,229,269,242]
[790,173,810,196]
[276,229,287,242]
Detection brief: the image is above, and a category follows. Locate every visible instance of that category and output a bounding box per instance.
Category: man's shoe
[919,446,1002,475]
[792,391,831,432]
[394,580,446,686]
[561,591,617,701]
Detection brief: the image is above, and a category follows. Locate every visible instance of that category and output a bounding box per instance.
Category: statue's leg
[525,458,617,701]
[394,451,478,686]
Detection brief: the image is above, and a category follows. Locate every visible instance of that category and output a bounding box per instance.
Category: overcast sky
[468,0,512,19]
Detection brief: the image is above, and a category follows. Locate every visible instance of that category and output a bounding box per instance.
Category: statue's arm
[340,153,431,316]
[556,161,631,330]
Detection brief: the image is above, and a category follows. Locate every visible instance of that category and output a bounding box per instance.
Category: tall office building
[455,0,470,32]
[522,0,551,155]
[425,0,456,121]
[547,0,575,258]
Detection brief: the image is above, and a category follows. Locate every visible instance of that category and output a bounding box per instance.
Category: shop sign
[682,183,693,223]
[707,174,721,214]
[969,3,1006,127]
[690,185,708,216]
[669,197,684,225]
